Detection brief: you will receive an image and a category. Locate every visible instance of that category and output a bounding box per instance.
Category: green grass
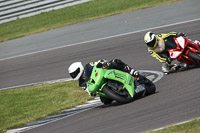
[1,81,199,133]
[149,119,200,133]
[0,0,180,42]
[0,81,93,132]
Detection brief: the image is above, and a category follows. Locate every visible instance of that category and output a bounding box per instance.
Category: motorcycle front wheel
[100,96,113,105]
[102,85,133,104]
[187,50,200,64]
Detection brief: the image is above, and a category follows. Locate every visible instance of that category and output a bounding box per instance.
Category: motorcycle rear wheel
[138,75,156,96]
[102,85,133,104]
[144,79,156,96]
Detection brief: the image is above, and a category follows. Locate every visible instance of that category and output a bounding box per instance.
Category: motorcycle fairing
[169,50,182,59]
[168,36,186,59]
[87,67,105,93]
[175,36,185,49]
[104,69,135,97]
[86,65,135,98]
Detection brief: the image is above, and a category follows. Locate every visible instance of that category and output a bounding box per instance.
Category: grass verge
[0,81,93,132]
[1,80,199,132]
[149,118,200,133]
[0,0,180,42]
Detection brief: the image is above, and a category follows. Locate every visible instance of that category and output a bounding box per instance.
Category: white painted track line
[1,18,200,62]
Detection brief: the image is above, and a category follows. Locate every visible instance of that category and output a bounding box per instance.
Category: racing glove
[96,59,109,69]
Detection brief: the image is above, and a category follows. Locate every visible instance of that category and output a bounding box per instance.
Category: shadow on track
[97,91,159,109]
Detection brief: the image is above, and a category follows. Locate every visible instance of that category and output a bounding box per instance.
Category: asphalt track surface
[1,1,200,133]
[3,20,200,133]
[1,0,200,60]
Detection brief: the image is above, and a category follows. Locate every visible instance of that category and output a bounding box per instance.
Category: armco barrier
[0,0,92,24]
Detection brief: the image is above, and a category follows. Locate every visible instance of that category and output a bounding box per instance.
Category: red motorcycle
[168,36,200,65]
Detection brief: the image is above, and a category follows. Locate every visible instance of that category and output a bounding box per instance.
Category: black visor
[147,36,156,48]
[70,68,80,79]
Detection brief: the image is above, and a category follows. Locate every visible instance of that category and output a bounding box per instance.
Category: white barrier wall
[0,0,92,24]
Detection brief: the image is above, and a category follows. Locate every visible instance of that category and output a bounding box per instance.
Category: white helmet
[68,62,84,80]
[144,31,157,48]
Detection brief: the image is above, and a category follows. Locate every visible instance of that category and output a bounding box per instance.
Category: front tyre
[187,50,200,64]
[102,86,133,104]
[100,96,113,105]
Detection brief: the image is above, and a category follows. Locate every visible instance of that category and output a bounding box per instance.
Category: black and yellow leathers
[148,32,177,63]
[147,32,188,73]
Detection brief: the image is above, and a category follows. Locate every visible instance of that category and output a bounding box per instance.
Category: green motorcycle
[85,65,156,105]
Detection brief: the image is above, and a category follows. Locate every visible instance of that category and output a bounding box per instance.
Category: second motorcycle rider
[144,31,200,74]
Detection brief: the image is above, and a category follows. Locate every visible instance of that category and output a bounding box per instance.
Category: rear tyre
[187,51,200,64]
[100,96,113,105]
[145,81,156,96]
[138,76,156,96]
[102,85,133,104]
[143,77,156,96]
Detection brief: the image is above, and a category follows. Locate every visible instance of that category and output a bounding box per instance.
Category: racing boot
[162,62,171,74]
[130,69,139,77]
[124,66,139,80]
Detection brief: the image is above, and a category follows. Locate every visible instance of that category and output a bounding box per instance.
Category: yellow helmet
[144,31,157,48]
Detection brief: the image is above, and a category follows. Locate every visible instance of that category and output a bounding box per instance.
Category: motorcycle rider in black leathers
[68,59,146,96]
